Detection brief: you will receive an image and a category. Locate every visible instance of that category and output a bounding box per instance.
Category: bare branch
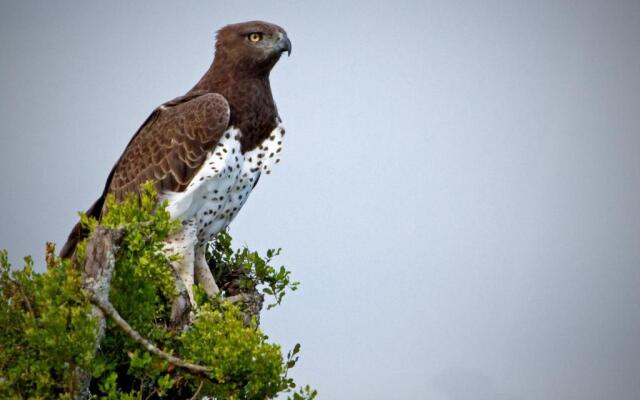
[79,226,211,377]
[73,227,124,400]
[89,293,211,375]
[7,276,34,316]
[190,380,205,400]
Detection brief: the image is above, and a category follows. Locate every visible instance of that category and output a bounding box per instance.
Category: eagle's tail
[59,196,105,259]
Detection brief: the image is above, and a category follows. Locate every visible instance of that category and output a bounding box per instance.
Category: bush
[0,184,316,399]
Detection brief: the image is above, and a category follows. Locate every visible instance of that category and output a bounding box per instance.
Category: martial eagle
[61,21,292,305]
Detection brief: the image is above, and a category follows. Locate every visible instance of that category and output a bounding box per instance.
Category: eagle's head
[214,20,291,77]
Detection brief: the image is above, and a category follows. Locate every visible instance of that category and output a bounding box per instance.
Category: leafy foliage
[0,183,316,399]
[0,251,96,399]
[209,231,299,310]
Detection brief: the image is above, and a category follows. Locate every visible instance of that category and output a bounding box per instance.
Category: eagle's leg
[195,243,220,297]
[164,219,198,324]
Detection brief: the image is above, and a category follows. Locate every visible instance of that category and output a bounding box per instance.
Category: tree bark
[74,227,123,400]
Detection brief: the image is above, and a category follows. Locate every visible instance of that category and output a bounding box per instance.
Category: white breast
[160,122,285,245]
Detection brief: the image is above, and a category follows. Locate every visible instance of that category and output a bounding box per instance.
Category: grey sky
[1,1,640,399]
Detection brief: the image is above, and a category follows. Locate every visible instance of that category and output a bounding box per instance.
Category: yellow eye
[248,32,263,42]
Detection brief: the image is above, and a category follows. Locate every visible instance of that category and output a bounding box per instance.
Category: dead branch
[88,293,211,375]
[73,226,123,400]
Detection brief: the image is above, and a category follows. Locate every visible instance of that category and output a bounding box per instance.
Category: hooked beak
[276,34,292,56]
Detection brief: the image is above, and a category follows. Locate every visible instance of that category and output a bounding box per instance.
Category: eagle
[60,21,292,304]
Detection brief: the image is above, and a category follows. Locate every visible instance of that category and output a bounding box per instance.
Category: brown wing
[60,92,229,258]
[108,92,230,199]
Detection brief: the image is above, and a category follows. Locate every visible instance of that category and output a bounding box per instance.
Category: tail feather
[59,196,105,259]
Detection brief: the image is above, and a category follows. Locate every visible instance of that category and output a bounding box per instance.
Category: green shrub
[0,184,316,399]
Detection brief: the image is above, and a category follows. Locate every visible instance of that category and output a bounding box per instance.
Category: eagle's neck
[189,57,279,153]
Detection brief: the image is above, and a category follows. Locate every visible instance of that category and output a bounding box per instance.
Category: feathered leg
[195,244,220,297]
[164,219,198,325]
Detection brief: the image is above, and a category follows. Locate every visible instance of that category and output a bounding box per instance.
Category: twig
[45,242,56,270]
[190,380,205,400]
[226,293,250,304]
[89,293,211,375]
[143,387,158,400]
[8,277,34,316]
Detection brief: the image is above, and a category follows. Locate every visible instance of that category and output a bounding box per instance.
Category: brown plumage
[60,21,291,258]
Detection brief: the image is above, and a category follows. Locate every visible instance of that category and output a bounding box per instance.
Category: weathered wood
[89,293,211,375]
[74,227,123,400]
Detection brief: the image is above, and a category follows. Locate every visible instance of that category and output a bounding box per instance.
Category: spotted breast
[162,120,285,247]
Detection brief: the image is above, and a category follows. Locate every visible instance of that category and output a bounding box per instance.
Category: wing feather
[60,92,230,258]
[108,93,230,200]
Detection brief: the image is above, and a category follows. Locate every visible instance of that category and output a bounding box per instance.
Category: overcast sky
[1,1,640,399]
